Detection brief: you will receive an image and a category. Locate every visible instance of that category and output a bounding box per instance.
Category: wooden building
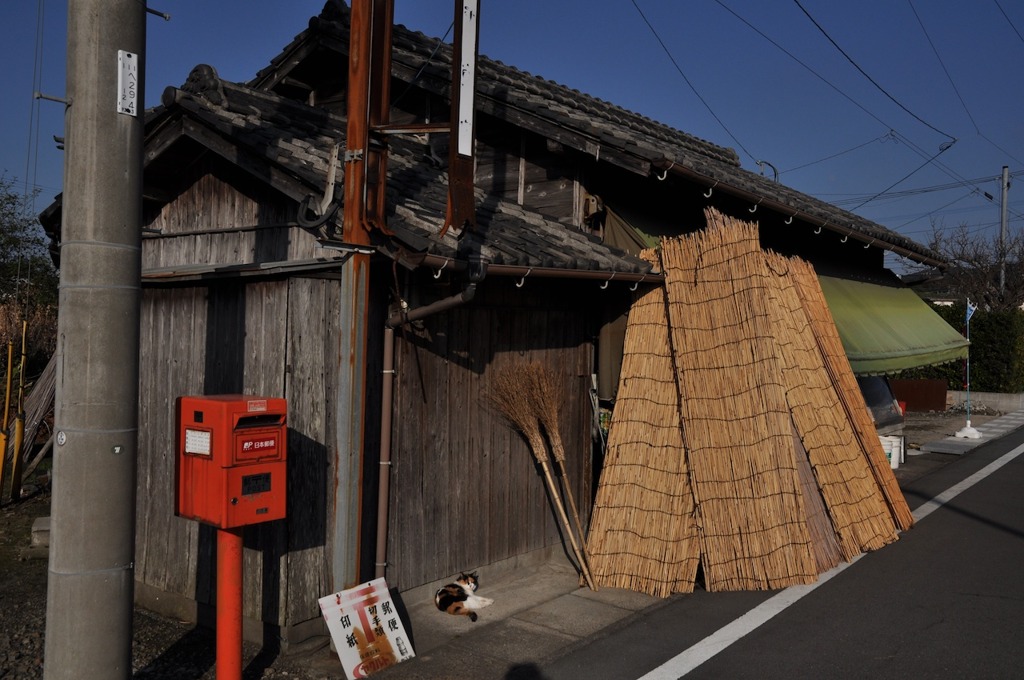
[41,1,964,650]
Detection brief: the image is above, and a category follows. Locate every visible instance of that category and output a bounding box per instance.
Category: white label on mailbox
[247,399,268,412]
[117,50,139,116]
[184,428,212,456]
[241,436,276,453]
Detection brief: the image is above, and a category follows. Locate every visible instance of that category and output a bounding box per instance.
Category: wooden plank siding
[476,127,581,225]
[136,276,342,631]
[136,166,344,635]
[142,161,324,272]
[134,138,603,636]
[387,278,597,590]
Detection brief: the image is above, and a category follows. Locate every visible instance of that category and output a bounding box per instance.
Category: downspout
[374,280,479,579]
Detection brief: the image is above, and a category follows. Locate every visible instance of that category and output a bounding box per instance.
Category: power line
[892,191,977,231]
[23,0,47,210]
[711,1,975,198]
[978,132,1024,169]
[781,132,894,175]
[847,141,955,211]
[712,0,895,134]
[830,170,1024,206]
[628,0,758,164]
[908,0,980,134]
[904,4,1024,171]
[792,0,957,142]
[994,0,1024,46]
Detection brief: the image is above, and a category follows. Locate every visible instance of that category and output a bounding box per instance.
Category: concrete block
[31,516,50,548]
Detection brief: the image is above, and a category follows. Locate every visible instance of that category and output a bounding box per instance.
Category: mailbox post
[175,395,287,680]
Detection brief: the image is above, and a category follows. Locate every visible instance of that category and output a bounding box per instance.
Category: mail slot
[175,395,287,528]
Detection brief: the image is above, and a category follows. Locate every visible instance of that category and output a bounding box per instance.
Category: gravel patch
[0,490,343,679]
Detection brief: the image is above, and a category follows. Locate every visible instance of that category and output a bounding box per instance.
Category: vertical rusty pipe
[374,326,395,579]
[375,283,478,578]
[366,0,393,228]
[343,0,373,246]
[216,527,244,680]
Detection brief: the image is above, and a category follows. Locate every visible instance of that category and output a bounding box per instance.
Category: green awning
[818,275,969,375]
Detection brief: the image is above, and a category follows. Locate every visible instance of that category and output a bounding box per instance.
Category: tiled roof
[249,2,945,267]
[159,67,653,278]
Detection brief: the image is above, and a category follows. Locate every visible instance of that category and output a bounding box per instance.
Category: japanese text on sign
[319,578,414,678]
[117,50,138,116]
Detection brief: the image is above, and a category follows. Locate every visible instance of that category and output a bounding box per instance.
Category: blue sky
[2,1,1023,271]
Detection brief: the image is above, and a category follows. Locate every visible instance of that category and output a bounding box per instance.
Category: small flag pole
[956,298,981,439]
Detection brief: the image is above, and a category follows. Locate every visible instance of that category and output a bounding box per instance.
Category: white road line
[638,442,1024,680]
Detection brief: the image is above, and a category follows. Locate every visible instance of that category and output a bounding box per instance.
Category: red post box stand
[175,395,287,680]
[218,527,243,680]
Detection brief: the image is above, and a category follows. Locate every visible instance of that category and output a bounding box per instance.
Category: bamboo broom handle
[538,457,596,590]
[553,455,595,582]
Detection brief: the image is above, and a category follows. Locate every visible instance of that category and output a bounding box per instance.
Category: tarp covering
[817,275,969,375]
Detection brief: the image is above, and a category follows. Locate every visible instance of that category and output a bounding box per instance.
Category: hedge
[900,302,1024,393]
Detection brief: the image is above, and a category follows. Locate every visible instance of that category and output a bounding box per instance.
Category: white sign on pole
[456,0,478,157]
[117,50,139,116]
[319,578,415,678]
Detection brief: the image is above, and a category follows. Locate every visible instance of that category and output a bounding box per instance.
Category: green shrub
[903,302,1024,393]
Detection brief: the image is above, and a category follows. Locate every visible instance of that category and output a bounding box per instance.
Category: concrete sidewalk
[306,559,662,679]
[310,410,1024,680]
[918,409,1024,454]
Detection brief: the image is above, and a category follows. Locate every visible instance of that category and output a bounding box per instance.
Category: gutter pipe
[416,254,663,284]
[652,159,947,270]
[373,250,659,579]
[374,281,478,580]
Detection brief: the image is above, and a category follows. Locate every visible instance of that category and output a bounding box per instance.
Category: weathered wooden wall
[136,166,341,635]
[387,278,596,590]
[476,127,580,224]
[136,140,603,632]
[136,276,342,632]
[142,159,325,271]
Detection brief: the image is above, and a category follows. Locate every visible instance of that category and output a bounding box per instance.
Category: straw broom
[488,366,596,590]
[522,363,595,587]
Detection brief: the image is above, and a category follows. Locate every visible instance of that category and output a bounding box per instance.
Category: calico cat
[434,571,494,622]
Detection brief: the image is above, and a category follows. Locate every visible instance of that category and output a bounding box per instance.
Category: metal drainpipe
[374,282,478,579]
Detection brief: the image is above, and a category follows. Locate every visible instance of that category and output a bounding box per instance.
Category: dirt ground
[901,408,998,451]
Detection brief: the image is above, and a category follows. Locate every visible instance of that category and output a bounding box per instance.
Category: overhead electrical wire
[892,191,978,231]
[711,0,895,134]
[908,0,1024,169]
[792,0,957,142]
[847,143,955,212]
[994,0,1024,46]
[624,1,1009,238]
[23,0,46,210]
[781,132,895,175]
[830,170,1024,207]
[628,0,758,164]
[710,1,978,200]
[393,20,454,107]
[711,0,1012,229]
[907,0,979,134]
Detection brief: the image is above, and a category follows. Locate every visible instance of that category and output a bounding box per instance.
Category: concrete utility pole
[44,0,144,678]
[999,165,1010,296]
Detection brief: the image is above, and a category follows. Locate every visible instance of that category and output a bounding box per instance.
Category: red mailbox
[176,395,287,528]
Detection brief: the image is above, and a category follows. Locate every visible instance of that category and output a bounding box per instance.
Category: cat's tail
[451,603,478,622]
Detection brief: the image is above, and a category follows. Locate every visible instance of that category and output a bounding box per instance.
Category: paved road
[542,428,1024,680]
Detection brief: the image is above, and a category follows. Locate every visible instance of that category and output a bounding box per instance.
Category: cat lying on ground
[434,571,494,622]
